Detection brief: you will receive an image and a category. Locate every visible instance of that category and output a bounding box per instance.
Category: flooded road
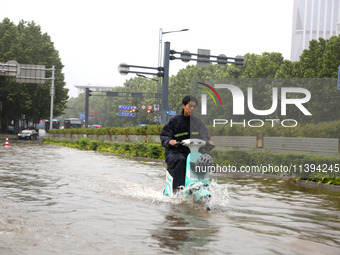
[1,141,340,254]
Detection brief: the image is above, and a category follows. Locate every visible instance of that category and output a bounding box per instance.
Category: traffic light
[130,108,138,113]
[147,109,153,114]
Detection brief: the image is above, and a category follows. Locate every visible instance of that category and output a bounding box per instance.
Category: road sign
[168,110,176,116]
[154,116,161,122]
[118,105,135,110]
[118,112,136,117]
[154,104,159,111]
[338,65,340,91]
[118,105,136,117]
[80,112,91,120]
[89,109,100,117]
[141,105,146,110]
[148,105,152,110]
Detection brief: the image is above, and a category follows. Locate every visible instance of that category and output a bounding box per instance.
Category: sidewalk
[0,134,18,140]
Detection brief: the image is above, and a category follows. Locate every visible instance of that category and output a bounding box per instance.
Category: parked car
[90,124,102,128]
[18,129,38,140]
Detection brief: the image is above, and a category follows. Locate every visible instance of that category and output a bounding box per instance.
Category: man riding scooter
[160,95,214,194]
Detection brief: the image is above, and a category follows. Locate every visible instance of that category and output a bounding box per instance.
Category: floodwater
[1,141,340,255]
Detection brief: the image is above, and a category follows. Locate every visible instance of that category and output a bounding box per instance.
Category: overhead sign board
[107,92,119,97]
[16,64,46,84]
[131,93,143,98]
[0,60,20,77]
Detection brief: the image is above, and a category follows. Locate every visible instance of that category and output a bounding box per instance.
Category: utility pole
[85,88,90,128]
[161,42,170,125]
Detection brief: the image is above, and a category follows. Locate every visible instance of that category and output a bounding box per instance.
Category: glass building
[291,0,340,61]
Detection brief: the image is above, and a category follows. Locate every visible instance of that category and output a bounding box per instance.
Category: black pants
[165,151,188,191]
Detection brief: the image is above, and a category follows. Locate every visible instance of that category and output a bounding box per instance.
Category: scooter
[163,138,214,206]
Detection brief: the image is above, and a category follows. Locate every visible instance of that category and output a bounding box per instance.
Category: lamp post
[158,28,189,69]
[158,28,189,124]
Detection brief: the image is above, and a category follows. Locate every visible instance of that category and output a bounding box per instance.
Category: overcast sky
[0,0,294,97]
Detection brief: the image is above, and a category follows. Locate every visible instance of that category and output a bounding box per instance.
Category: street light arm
[162,28,189,34]
[158,28,189,68]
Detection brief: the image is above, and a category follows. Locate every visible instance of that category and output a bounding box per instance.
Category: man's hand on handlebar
[169,140,179,147]
[206,141,215,150]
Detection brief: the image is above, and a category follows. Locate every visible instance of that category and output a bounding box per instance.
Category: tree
[241,52,284,78]
[0,18,68,130]
[277,35,340,78]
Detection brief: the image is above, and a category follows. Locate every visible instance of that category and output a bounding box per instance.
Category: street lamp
[158,28,189,68]
[157,28,189,124]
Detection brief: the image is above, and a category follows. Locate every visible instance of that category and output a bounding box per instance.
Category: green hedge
[49,120,340,138]
[49,125,163,136]
[43,137,165,159]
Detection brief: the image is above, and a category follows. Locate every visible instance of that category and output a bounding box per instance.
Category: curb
[296,179,340,192]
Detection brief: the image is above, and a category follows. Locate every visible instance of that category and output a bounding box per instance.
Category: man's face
[182,101,197,117]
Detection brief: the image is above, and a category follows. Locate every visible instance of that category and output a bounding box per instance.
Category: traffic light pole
[85,88,90,128]
[161,42,170,125]
[49,66,55,130]
[119,41,245,126]
[138,97,142,124]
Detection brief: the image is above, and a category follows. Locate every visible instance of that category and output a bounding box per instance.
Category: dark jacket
[160,112,210,155]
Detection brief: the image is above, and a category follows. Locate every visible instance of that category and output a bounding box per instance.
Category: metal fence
[211,136,340,158]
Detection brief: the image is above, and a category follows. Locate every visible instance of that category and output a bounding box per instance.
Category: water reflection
[0,142,66,204]
[152,204,218,254]
[1,142,340,254]
[217,177,340,250]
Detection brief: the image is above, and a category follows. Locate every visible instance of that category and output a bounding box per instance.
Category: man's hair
[182,95,198,106]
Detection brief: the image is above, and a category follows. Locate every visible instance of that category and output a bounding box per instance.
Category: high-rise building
[291,0,340,61]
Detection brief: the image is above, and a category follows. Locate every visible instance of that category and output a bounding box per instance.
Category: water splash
[206,179,230,212]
